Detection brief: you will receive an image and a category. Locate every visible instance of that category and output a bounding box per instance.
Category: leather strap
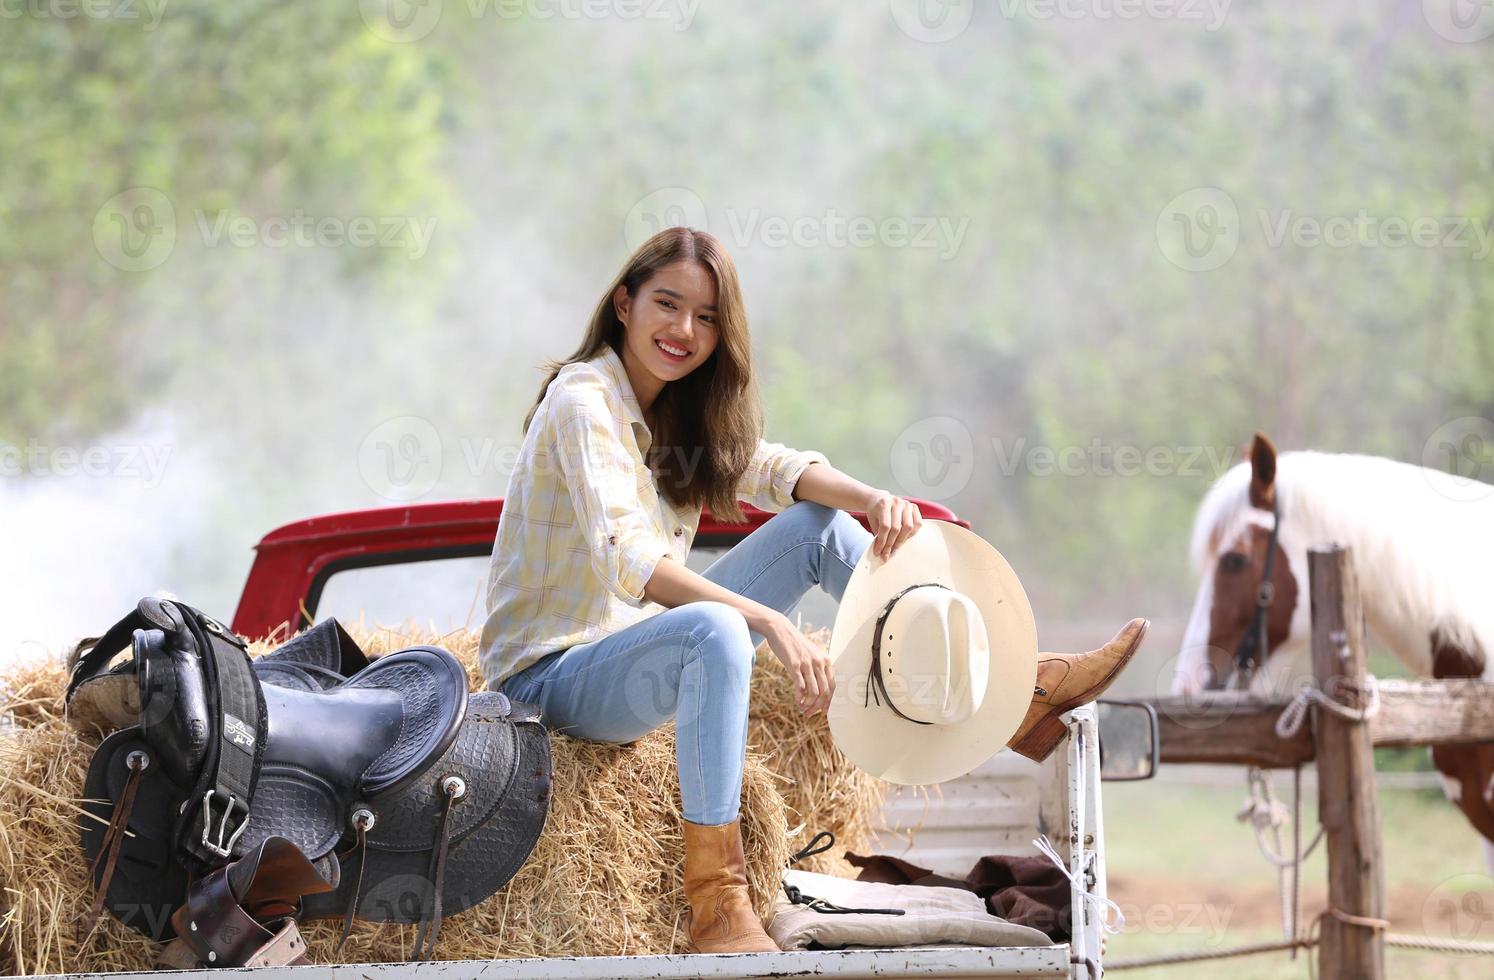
[173,610,265,867]
[66,612,150,705]
[334,814,373,954]
[1233,498,1281,680]
[177,865,277,965]
[864,582,948,726]
[411,777,465,960]
[79,749,150,944]
[71,598,266,870]
[172,837,327,967]
[244,919,311,967]
[780,881,906,916]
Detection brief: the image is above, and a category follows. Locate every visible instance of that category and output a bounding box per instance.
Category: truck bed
[49,945,1074,979]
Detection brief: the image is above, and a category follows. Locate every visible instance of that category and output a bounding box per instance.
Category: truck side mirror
[1097,700,1159,781]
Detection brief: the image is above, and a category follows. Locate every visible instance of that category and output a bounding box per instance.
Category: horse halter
[1230,497,1281,687]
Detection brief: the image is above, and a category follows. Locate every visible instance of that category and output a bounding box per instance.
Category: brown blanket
[845,851,1072,942]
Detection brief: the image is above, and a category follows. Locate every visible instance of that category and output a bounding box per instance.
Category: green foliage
[0,2,462,445]
[4,3,1492,621]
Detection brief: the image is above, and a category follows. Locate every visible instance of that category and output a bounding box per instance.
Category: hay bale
[0,622,886,972]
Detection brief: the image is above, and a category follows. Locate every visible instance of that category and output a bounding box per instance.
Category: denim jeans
[495,500,873,825]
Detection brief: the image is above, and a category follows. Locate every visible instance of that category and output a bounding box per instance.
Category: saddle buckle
[200,790,250,859]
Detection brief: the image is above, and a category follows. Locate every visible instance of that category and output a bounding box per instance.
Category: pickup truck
[59,497,1155,980]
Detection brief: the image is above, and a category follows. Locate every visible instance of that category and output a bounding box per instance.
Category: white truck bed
[53,946,1072,979]
[23,710,1104,980]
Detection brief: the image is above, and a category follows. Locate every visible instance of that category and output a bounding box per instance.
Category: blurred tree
[0,2,462,448]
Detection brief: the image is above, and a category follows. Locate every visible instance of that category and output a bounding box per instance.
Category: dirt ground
[1100,776,1494,978]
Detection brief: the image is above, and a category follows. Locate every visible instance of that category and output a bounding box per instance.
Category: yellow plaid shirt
[478,344,829,689]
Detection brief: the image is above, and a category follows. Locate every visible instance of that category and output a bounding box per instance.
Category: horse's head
[1174,433,1302,693]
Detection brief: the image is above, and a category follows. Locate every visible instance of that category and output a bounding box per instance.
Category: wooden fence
[1145,545,1494,980]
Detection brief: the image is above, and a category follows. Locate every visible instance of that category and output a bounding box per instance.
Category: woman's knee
[783,500,869,546]
[779,499,838,532]
[676,601,755,672]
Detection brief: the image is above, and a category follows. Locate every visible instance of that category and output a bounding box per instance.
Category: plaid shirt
[478,344,829,689]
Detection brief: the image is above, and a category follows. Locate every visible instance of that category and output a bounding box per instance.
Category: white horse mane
[1189,450,1494,677]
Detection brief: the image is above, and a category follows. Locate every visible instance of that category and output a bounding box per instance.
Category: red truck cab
[231,498,971,641]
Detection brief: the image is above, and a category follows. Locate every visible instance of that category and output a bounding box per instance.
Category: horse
[1172,433,1494,866]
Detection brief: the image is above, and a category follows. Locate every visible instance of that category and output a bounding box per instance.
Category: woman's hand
[760,612,835,716]
[863,489,923,561]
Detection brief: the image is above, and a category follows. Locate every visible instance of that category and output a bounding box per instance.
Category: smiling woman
[478,226,925,953]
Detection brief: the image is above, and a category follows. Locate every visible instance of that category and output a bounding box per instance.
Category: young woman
[478,227,1145,954]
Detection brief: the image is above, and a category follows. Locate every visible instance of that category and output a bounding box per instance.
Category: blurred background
[4,1,1493,975]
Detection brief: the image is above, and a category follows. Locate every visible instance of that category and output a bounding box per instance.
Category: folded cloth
[769,869,1053,951]
[846,851,1072,941]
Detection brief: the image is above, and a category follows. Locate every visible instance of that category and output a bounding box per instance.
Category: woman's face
[614,259,721,388]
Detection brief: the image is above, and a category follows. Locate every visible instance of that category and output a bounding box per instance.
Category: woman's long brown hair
[522,227,762,523]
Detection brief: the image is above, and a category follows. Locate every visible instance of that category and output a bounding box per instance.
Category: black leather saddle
[70,600,551,959]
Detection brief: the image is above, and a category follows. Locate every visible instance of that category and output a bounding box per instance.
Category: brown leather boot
[680,818,780,953]
[1007,618,1149,762]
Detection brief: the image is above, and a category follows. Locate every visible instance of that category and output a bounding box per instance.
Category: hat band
[864,581,951,726]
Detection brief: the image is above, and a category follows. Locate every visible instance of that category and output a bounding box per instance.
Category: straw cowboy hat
[828,521,1038,786]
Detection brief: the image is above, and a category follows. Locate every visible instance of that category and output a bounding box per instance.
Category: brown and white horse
[1173,433,1494,866]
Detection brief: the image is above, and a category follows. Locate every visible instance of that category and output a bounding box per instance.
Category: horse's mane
[1190,450,1494,672]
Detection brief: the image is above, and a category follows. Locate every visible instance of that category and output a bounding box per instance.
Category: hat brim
[828,521,1037,785]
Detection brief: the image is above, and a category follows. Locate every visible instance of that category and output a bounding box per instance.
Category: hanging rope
[1031,835,1125,936]
[1235,766,1325,871]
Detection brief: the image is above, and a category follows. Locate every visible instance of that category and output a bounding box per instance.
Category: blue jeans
[495,500,873,825]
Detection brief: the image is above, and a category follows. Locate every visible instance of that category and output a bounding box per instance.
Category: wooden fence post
[1310,545,1385,979]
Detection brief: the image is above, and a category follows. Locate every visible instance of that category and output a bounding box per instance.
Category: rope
[1106,937,1315,969]
[1275,674,1380,739]
[1387,933,1494,955]
[1108,927,1494,971]
[1289,766,1304,959]
[1235,767,1324,870]
[1031,835,1125,936]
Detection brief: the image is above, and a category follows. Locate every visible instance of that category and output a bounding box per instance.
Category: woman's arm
[792,461,923,562]
[641,555,779,637]
[789,460,876,512]
[641,557,834,715]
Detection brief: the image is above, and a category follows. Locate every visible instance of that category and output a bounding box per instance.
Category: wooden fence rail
[1152,677,1494,768]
